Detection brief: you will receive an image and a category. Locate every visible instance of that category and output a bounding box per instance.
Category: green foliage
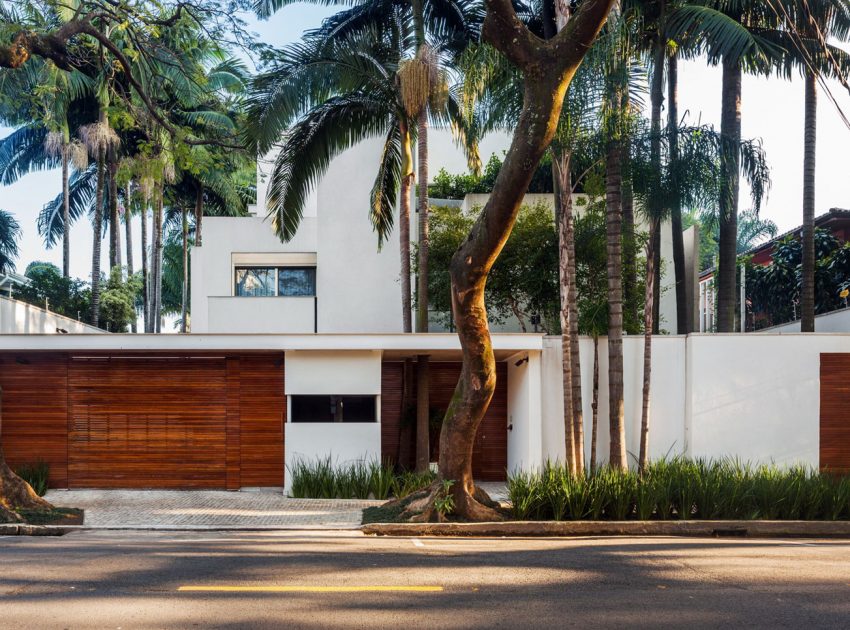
[16,261,91,321]
[434,479,455,517]
[100,266,142,332]
[0,209,21,273]
[746,229,849,330]
[14,461,50,497]
[427,153,553,200]
[507,458,850,521]
[288,457,435,500]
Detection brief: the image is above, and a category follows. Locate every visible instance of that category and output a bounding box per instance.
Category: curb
[360,520,850,538]
[0,524,70,536]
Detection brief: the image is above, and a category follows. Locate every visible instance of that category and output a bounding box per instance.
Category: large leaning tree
[397,0,615,521]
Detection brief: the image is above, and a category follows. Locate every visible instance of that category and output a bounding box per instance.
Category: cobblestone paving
[44,490,384,530]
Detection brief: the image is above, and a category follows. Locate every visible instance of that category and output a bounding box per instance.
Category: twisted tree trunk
[801,70,817,332]
[391,0,613,521]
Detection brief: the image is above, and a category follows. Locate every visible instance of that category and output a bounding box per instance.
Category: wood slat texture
[1,352,285,490]
[68,356,229,489]
[238,355,285,487]
[0,353,69,486]
[381,361,508,481]
[820,353,850,473]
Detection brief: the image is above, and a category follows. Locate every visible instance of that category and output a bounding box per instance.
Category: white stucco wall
[0,296,104,334]
[759,307,850,333]
[506,351,543,475]
[284,423,382,494]
[315,138,404,333]
[537,333,848,472]
[282,350,384,493]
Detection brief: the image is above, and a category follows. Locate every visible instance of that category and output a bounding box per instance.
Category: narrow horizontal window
[290,395,377,423]
[279,267,316,297]
[235,267,275,297]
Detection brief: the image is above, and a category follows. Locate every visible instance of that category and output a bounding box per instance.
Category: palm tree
[771,0,850,331]
[0,209,21,273]
[669,0,785,332]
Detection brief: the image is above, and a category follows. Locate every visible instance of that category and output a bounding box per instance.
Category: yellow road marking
[178,585,443,593]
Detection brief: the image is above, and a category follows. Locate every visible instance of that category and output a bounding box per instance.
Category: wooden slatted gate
[820,353,850,473]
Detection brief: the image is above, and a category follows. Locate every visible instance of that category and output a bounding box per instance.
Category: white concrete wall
[285,350,382,395]
[282,349,383,493]
[284,423,382,494]
[0,296,104,334]
[541,335,686,468]
[507,351,543,475]
[315,138,403,333]
[537,333,850,472]
[759,307,850,333]
[207,297,316,334]
[191,215,317,333]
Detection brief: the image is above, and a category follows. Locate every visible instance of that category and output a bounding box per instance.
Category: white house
[1,133,842,494]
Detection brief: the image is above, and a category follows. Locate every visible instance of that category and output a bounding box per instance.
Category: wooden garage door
[820,353,850,473]
[68,356,229,488]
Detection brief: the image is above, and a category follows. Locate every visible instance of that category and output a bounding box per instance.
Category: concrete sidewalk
[44,490,383,530]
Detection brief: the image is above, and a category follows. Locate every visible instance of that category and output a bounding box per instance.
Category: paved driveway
[45,490,383,530]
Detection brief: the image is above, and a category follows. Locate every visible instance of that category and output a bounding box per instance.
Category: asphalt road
[2,530,849,629]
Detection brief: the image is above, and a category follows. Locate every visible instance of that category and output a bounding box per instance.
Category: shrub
[508,458,850,521]
[15,461,50,497]
[288,457,435,500]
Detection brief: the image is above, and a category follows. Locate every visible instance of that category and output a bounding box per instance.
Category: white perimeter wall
[283,350,383,493]
[0,296,104,334]
[536,333,848,473]
[759,307,850,334]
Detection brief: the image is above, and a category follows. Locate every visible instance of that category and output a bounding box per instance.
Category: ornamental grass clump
[288,458,435,500]
[508,458,850,521]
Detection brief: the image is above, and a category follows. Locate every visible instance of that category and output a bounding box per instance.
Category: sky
[2,4,849,283]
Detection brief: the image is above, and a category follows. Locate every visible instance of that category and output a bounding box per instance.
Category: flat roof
[0,332,544,360]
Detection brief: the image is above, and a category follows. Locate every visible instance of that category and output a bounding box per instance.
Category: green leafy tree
[15,261,91,321]
[100,266,142,332]
[0,209,20,273]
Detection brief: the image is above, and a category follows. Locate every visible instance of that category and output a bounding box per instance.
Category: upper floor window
[235,266,316,297]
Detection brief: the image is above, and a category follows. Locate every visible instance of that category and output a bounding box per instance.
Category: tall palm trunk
[649,42,664,336]
[555,150,576,473]
[124,181,136,333]
[801,70,817,332]
[555,149,584,474]
[606,137,626,470]
[668,50,688,333]
[638,218,658,473]
[590,334,600,472]
[414,88,431,473]
[181,205,189,333]
[153,186,163,333]
[108,157,121,270]
[399,120,413,333]
[141,196,149,333]
[717,56,742,332]
[194,185,204,247]
[61,150,70,278]
[90,149,105,327]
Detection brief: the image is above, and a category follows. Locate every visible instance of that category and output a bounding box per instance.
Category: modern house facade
[2,134,847,492]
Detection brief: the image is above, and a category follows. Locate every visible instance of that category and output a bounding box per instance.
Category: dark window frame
[234,265,317,297]
[289,395,378,423]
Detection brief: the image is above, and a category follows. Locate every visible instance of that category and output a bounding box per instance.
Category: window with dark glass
[234,266,316,297]
[279,267,316,297]
[290,395,377,423]
[235,267,275,297]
